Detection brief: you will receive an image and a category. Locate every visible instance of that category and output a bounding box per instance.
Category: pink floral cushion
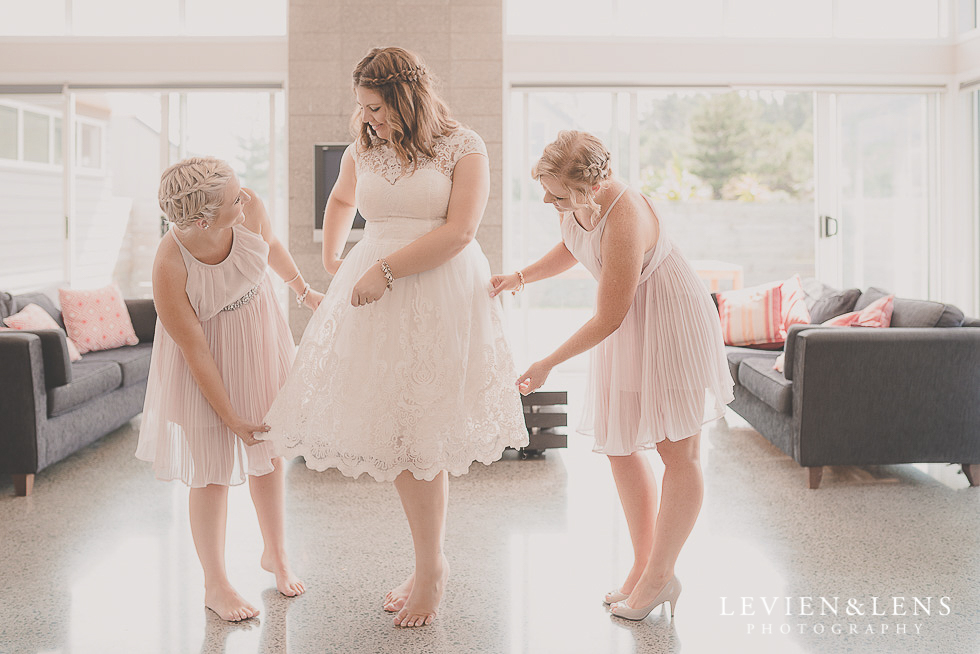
[822,294,894,328]
[717,280,783,347]
[59,283,139,354]
[3,303,83,361]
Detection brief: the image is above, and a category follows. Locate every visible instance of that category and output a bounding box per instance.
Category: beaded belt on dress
[222,285,259,312]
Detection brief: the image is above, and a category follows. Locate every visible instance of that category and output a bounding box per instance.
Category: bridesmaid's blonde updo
[532,130,612,226]
[351,46,458,169]
[158,156,235,228]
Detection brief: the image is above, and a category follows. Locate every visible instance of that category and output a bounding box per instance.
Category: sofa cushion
[725,347,780,385]
[739,358,793,415]
[12,292,64,328]
[855,287,964,328]
[0,291,13,321]
[80,343,153,387]
[47,360,122,417]
[809,288,861,324]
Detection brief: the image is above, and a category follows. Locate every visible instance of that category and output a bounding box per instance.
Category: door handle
[821,215,838,238]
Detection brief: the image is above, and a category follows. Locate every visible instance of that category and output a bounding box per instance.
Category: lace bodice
[353,127,487,226]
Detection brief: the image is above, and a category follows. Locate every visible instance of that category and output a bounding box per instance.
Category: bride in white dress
[260,47,528,627]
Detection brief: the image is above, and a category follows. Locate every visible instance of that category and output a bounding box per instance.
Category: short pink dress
[560,186,735,456]
[136,225,295,487]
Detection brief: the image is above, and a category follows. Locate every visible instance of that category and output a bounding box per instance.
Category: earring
[200,221,210,230]
[592,184,600,191]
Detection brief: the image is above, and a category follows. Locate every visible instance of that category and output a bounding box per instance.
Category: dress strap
[599,184,630,222]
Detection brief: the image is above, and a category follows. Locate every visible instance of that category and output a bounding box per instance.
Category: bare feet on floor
[205,584,260,622]
[394,556,449,628]
[261,552,306,597]
[384,572,415,612]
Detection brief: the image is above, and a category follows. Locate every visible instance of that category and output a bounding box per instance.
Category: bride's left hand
[351,264,388,307]
[516,360,553,396]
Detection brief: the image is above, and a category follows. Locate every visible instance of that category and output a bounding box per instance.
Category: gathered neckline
[171,225,238,267]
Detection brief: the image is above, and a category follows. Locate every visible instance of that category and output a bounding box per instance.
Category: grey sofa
[0,290,156,496]
[726,284,980,489]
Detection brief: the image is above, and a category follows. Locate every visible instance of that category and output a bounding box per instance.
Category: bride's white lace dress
[261,127,528,481]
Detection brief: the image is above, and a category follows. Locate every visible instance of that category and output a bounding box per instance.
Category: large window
[508,0,946,39]
[508,86,942,371]
[0,0,286,36]
[0,89,284,296]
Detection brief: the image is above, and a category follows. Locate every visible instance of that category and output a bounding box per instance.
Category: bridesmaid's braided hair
[351,47,458,171]
[159,156,234,228]
[532,131,613,226]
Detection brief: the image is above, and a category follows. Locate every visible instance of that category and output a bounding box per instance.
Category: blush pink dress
[560,186,735,456]
[135,225,295,487]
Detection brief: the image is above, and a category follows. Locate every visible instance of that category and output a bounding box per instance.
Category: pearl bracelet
[512,270,526,295]
[379,259,394,290]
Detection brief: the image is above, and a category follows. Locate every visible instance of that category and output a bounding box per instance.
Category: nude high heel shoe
[609,576,681,621]
[603,589,629,605]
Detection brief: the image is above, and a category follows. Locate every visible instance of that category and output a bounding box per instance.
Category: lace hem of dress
[271,430,528,482]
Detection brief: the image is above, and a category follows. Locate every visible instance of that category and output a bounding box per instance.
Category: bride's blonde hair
[158,156,235,228]
[532,131,612,226]
[351,47,458,170]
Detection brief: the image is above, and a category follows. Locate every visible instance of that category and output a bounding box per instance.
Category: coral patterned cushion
[59,283,139,354]
[717,280,783,346]
[3,303,83,361]
[781,274,811,333]
[822,294,894,328]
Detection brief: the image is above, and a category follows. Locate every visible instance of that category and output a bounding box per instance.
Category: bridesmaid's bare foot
[384,572,414,612]
[261,552,306,597]
[205,583,260,622]
[395,557,449,628]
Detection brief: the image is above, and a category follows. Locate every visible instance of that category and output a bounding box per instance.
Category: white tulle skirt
[135,276,295,487]
[260,218,529,482]
[580,249,735,456]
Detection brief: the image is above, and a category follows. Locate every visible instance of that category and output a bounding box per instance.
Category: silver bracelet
[379,259,394,290]
[296,282,311,307]
[285,271,301,285]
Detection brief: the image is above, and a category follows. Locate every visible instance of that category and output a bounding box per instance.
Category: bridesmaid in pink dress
[136,156,323,621]
[491,131,734,621]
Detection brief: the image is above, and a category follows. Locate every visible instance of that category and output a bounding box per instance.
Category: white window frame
[73,114,106,175]
[0,100,63,171]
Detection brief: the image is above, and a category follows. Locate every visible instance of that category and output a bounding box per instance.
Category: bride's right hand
[489,273,522,298]
[227,416,271,446]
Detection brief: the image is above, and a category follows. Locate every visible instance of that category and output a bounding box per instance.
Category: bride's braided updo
[351,46,458,169]
[532,131,613,226]
[158,156,234,229]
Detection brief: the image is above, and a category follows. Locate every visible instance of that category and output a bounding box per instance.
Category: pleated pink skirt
[136,277,295,487]
[580,249,734,456]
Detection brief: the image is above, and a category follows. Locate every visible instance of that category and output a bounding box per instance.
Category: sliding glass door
[815,91,939,297]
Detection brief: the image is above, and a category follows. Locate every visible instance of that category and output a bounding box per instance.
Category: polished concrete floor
[2,372,979,654]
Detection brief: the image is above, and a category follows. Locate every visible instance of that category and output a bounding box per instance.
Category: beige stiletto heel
[609,576,681,621]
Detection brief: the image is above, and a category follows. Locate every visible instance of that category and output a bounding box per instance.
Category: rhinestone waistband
[222,284,260,312]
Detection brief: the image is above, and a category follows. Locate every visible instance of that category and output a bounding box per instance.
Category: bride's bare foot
[394,557,449,628]
[261,552,305,597]
[205,583,260,622]
[384,572,415,613]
